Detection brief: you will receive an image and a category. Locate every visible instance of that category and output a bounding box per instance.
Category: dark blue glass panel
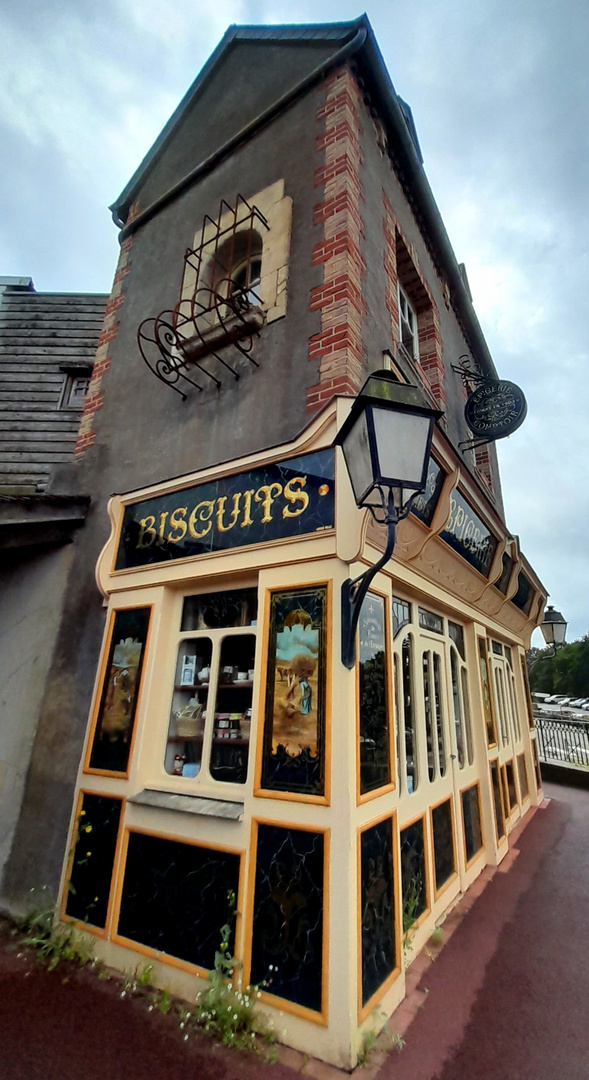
[361,817,396,1006]
[65,793,122,928]
[250,825,324,1012]
[400,818,427,929]
[440,490,498,577]
[431,799,455,892]
[117,833,240,969]
[511,572,533,614]
[461,784,483,862]
[411,456,445,527]
[116,449,335,570]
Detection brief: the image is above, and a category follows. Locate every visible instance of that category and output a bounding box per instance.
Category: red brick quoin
[74,208,137,458]
[307,67,366,412]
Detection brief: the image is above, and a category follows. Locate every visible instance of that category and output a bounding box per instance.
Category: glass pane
[261,587,327,796]
[423,652,436,781]
[494,552,514,594]
[520,655,535,731]
[505,760,518,810]
[400,819,427,931]
[165,638,212,777]
[432,799,455,892]
[518,753,529,799]
[460,667,474,766]
[508,671,521,740]
[448,620,465,659]
[461,784,483,863]
[342,409,373,504]
[490,760,505,842]
[495,667,509,747]
[394,654,402,792]
[411,456,445,527]
[450,648,465,768]
[392,596,411,639]
[181,588,258,631]
[117,833,240,969]
[89,608,151,774]
[250,825,324,1013]
[210,634,256,784]
[66,793,122,929]
[402,636,418,792]
[372,407,432,488]
[359,593,391,795]
[360,817,396,1006]
[492,640,503,655]
[478,638,497,747]
[433,652,447,777]
[418,607,443,634]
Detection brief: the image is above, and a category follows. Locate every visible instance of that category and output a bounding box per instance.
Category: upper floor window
[398,283,419,361]
[208,228,264,317]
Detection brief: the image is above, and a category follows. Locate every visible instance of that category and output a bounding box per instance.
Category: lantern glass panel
[553,620,567,646]
[341,409,375,505]
[371,407,432,490]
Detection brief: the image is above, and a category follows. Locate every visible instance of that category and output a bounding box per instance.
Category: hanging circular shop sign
[464,380,527,440]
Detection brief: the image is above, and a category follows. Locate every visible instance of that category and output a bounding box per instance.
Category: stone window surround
[180,179,293,328]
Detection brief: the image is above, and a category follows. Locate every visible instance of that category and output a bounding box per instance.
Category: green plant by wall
[16,907,93,971]
[189,891,275,1052]
[402,876,421,937]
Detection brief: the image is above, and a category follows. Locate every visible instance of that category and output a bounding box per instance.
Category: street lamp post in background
[335,370,442,669]
[528,604,568,674]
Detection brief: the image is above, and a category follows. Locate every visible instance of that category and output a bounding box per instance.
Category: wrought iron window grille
[138,195,270,399]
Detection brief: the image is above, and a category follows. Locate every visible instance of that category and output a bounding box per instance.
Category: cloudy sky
[1,0,587,643]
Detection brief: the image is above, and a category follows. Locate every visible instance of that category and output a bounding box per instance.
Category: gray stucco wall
[0,543,74,908]
[2,63,326,907]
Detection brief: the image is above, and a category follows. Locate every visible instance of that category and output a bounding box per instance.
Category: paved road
[378,781,589,1080]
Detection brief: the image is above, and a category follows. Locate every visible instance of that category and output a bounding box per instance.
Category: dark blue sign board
[115,449,335,570]
[440,489,497,578]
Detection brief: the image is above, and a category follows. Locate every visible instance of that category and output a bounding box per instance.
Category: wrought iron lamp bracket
[341,488,418,669]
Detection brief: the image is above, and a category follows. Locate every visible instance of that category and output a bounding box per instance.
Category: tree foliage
[528,635,589,696]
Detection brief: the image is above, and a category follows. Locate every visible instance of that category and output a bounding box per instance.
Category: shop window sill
[129,788,244,820]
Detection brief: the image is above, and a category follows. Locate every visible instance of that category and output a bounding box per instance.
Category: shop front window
[165,587,258,785]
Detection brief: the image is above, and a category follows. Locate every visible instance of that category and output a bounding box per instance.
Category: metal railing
[535,713,589,769]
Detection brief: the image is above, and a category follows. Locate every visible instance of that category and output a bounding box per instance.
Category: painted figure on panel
[100,637,143,741]
[273,622,319,754]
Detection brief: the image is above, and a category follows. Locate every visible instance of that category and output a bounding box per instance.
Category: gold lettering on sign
[188,500,214,539]
[167,506,188,544]
[137,516,157,548]
[282,476,309,518]
[158,511,169,544]
[255,483,283,523]
[216,493,242,533]
[240,490,255,528]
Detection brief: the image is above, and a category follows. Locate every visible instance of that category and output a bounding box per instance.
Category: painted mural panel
[359,593,391,794]
[261,587,327,796]
[65,793,122,929]
[88,608,150,774]
[117,833,240,969]
[360,817,396,1006]
[250,825,324,1013]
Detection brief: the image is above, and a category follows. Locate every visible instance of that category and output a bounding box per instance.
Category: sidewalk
[0,781,585,1080]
